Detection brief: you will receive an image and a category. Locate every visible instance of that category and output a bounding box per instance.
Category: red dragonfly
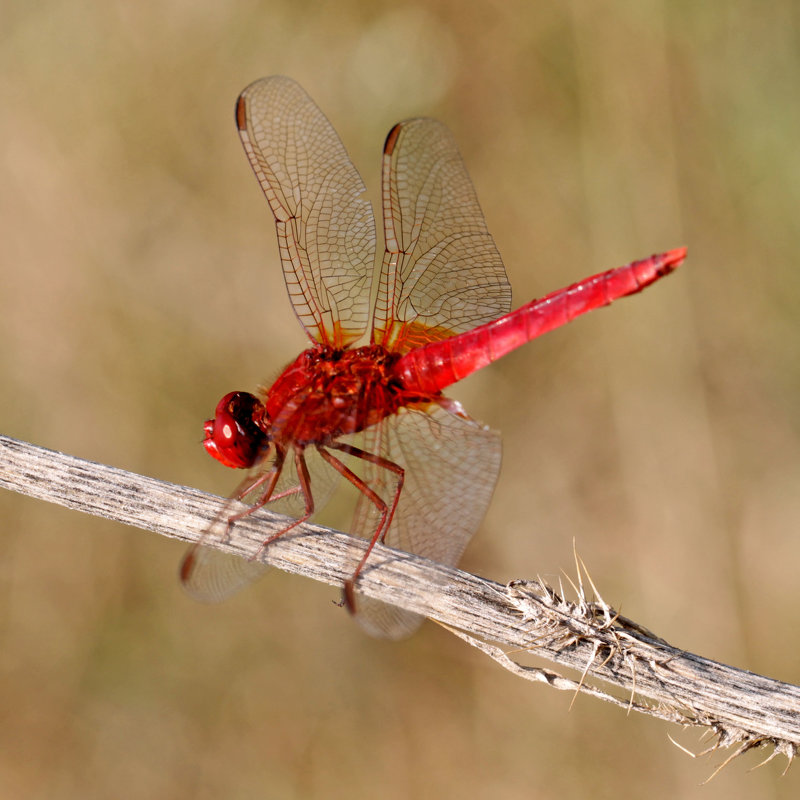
[181,76,686,638]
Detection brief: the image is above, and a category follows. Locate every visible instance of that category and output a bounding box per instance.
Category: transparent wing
[347,406,502,639]
[372,118,511,353]
[237,76,376,347]
[180,446,340,602]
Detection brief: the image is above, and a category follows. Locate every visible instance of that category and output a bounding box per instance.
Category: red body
[206,248,684,464]
[182,76,687,639]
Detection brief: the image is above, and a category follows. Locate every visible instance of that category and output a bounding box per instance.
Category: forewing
[237,76,376,347]
[347,406,502,639]
[181,446,340,602]
[373,118,511,352]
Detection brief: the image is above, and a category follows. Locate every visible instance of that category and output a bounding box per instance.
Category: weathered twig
[0,433,798,772]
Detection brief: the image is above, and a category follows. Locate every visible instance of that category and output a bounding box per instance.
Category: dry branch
[1,432,798,772]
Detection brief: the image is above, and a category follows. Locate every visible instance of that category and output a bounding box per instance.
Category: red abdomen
[392,249,686,395]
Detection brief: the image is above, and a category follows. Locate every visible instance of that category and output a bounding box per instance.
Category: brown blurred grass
[2,1,800,798]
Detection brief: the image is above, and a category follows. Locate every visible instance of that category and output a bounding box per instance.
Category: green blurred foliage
[1,1,799,797]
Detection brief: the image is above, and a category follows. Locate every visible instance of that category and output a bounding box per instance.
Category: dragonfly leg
[181,449,313,593]
[317,442,404,613]
[180,461,289,582]
[217,447,314,561]
[224,447,286,529]
[245,447,316,559]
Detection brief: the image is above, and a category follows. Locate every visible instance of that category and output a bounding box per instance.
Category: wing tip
[384,123,402,156]
[235,93,248,131]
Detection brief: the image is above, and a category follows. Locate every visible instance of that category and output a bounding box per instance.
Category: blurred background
[1,1,799,797]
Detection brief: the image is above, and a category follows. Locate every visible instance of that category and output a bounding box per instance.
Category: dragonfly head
[203,391,270,469]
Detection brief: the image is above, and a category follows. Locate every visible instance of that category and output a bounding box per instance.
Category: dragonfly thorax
[262,344,411,447]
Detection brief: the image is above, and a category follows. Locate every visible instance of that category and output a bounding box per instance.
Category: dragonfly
[180,75,686,638]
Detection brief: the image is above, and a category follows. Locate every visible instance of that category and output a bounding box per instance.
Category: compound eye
[203,391,268,469]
